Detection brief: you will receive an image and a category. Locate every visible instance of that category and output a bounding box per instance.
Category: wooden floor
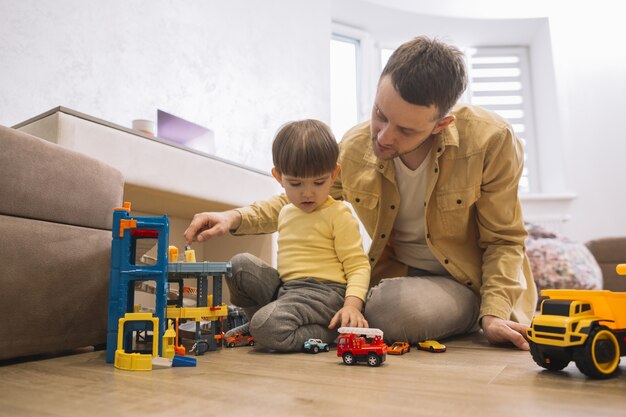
[2,332,626,417]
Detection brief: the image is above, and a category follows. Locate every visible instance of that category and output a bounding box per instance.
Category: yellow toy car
[417,340,446,353]
[388,341,411,355]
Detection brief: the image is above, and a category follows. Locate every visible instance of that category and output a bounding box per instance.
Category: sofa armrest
[586,237,626,292]
[0,124,123,229]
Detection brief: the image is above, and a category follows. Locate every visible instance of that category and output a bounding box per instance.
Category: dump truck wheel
[573,326,620,379]
[529,340,570,371]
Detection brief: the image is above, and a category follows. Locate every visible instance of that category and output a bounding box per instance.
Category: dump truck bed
[541,289,626,329]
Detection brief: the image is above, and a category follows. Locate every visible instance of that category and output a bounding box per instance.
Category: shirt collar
[438,117,460,149]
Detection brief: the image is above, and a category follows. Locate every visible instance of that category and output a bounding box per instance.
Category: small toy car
[388,341,410,355]
[303,338,330,353]
[225,333,256,348]
[417,340,446,353]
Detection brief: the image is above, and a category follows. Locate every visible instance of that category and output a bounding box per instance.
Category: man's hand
[481,315,530,351]
[328,296,368,329]
[183,210,242,244]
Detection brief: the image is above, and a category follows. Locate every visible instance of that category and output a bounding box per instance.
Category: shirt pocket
[436,186,480,236]
[343,187,378,230]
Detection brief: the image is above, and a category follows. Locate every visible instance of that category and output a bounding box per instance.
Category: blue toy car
[303,338,330,353]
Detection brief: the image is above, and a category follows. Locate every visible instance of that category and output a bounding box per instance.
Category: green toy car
[303,338,330,353]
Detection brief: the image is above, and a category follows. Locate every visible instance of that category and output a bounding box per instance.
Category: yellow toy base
[114,350,153,371]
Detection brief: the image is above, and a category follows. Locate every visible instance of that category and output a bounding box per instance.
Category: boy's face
[272,165,340,213]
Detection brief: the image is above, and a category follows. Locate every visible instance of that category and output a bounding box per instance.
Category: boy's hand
[328,296,368,329]
[184,210,242,244]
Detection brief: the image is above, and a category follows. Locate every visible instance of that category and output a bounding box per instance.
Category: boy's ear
[271,168,283,184]
[332,163,341,180]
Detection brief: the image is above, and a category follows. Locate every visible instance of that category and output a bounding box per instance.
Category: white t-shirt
[392,154,448,275]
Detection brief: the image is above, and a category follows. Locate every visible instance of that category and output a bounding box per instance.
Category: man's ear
[271,168,283,184]
[432,115,455,134]
[331,163,341,180]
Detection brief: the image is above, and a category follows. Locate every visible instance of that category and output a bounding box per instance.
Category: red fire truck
[336,327,388,366]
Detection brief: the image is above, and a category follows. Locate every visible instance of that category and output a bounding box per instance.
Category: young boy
[225,119,371,352]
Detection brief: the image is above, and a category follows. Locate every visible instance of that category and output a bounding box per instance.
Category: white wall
[0,0,331,173]
[547,4,626,241]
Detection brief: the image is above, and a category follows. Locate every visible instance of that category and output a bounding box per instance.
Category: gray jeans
[228,253,346,352]
[363,271,480,344]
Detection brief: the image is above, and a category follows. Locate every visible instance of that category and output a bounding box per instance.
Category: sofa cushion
[0,124,124,230]
[525,223,602,296]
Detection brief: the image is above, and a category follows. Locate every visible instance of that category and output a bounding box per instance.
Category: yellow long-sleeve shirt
[277,197,370,301]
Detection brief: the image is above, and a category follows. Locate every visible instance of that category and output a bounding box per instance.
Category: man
[184,36,537,350]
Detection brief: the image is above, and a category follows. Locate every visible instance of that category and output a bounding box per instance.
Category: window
[330,24,375,141]
[336,38,538,193]
[330,35,359,140]
[380,48,393,70]
[465,47,537,193]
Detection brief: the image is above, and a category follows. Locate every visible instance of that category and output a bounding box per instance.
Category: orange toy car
[388,341,410,355]
[225,333,256,348]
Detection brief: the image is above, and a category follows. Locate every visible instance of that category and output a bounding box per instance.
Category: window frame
[330,23,376,129]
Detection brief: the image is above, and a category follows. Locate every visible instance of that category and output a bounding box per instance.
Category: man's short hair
[381,36,468,119]
[272,119,338,178]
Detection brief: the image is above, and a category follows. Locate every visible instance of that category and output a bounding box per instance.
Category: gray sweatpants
[228,253,346,352]
[364,271,481,344]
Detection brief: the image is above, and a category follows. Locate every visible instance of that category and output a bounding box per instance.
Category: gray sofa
[0,125,124,361]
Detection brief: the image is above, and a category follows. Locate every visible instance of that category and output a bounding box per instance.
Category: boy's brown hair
[272,119,338,178]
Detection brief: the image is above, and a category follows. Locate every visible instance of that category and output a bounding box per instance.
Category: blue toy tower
[105,203,169,364]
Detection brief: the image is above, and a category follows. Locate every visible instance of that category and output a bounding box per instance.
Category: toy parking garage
[105,202,231,370]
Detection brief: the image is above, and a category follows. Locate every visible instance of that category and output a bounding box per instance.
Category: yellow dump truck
[527,266,626,378]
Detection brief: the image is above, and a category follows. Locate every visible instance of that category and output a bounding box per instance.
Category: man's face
[370,75,447,160]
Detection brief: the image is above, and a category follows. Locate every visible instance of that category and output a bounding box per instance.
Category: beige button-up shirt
[235,104,537,325]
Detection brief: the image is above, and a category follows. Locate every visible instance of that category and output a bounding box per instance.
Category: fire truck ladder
[338,327,384,338]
